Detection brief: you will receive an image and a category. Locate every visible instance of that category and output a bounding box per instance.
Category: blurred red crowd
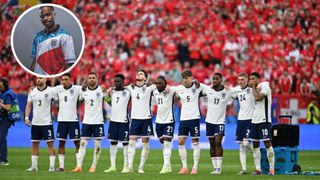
[0,0,319,97]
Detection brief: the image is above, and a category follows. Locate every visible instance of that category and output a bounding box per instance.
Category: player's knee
[80,139,88,148]
[94,140,101,152]
[178,139,185,145]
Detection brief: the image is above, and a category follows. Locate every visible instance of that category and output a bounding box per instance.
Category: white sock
[31,155,38,168]
[266,147,275,170]
[110,145,117,168]
[58,154,65,168]
[163,141,172,168]
[76,153,79,167]
[91,140,101,169]
[78,139,88,168]
[123,145,128,169]
[211,157,217,169]
[192,142,200,169]
[253,147,261,171]
[239,143,246,171]
[139,142,149,170]
[49,155,55,169]
[127,140,136,169]
[178,145,187,168]
[216,157,223,171]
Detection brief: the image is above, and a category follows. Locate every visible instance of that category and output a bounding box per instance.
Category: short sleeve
[61,34,76,64]
[31,35,37,60]
[4,94,14,105]
[259,83,270,96]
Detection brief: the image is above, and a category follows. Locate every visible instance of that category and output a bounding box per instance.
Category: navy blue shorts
[178,119,200,138]
[108,121,129,142]
[31,125,54,142]
[156,122,175,139]
[206,123,225,137]
[129,119,154,137]
[57,122,80,141]
[249,122,272,142]
[235,119,251,143]
[81,124,105,139]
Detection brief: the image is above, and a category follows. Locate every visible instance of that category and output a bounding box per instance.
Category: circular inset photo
[11,3,85,78]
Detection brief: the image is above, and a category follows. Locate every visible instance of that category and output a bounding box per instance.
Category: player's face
[136,71,146,82]
[212,75,222,87]
[88,74,97,86]
[182,76,193,87]
[114,77,124,89]
[61,76,71,87]
[36,77,46,86]
[40,7,55,29]
[238,76,248,89]
[249,76,259,86]
[155,79,166,92]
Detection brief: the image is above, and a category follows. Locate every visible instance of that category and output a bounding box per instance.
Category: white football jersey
[27,86,56,126]
[127,84,156,120]
[54,85,81,122]
[80,86,105,125]
[153,87,176,124]
[175,83,203,121]
[231,86,254,120]
[202,84,232,124]
[110,89,131,123]
[252,82,272,124]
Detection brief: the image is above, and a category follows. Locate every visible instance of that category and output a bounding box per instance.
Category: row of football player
[24,69,275,175]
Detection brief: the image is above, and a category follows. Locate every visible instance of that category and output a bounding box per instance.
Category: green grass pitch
[0,148,319,179]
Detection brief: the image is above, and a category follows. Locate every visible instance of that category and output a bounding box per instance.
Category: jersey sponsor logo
[246,88,250,94]
[192,88,196,94]
[96,92,101,97]
[44,93,49,98]
[122,91,127,96]
[51,39,58,48]
[70,89,74,95]
[222,92,226,98]
[142,87,146,93]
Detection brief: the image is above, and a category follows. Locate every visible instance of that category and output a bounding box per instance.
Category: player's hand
[25,118,31,127]
[193,79,200,89]
[164,85,171,93]
[81,83,87,91]
[101,85,107,93]
[130,83,135,89]
[28,86,35,93]
[106,87,113,95]
[248,81,255,88]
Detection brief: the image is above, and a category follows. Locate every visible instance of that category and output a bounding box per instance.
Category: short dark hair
[138,69,148,79]
[156,76,167,85]
[0,78,9,90]
[213,72,223,79]
[114,74,125,80]
[181,69,192,78]
[39,6,54,11]
[250,72,261,79]
[61,73,71,78]
[238,72,248,78]
[88,72,97,77]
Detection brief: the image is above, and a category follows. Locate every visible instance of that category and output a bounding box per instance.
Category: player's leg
[71,122,81,169]
[190,120,200,174]
[236,120,246,174]
[127,119,141,172]
[27,125,40,171]
[249,123,262,175]
[160,123,174,174]
[121,122,130,173]
[262,123,274,175]
[72,124,90,172]
[214,134,223,174]
[42,125,55,172]
[56,122,67,171]
[209,137,216,172]
[89,124,104,172]
[155,123,165,172]
[178,121,188,174]
[138,119,153,173]
[104,121,118,172]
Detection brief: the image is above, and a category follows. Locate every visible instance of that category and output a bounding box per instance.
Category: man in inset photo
[31,6,76,75]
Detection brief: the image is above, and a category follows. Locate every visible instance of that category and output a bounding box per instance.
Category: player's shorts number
[48,129,52,137]
[147,125,152,133]
[75,129,79,136]
[219,125,224,131]
[124,131,128,138]
[195,127,199,134]
[99,127,103,134]
[262,128,268,136]
[167,126,173,133]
